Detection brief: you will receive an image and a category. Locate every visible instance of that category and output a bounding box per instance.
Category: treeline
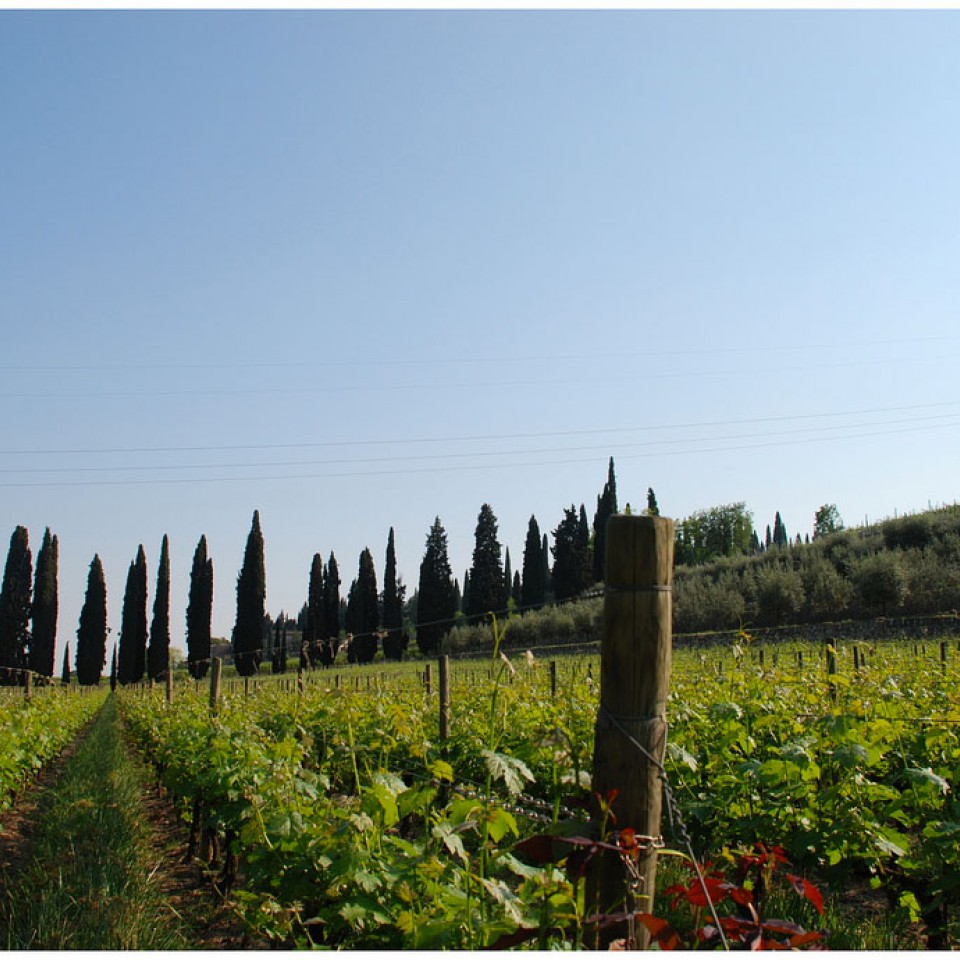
[0,458,634,679]
[4,463,955,678]
[673,504,960,633]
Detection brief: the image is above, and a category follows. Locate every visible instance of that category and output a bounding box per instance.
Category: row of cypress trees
[0,526,59,685]
[0,458,631,680]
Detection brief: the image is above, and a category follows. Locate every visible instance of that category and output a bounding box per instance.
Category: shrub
[755,566,805,626]
[853,553,907,616]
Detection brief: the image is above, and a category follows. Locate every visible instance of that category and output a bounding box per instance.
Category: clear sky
[1,10,958,662]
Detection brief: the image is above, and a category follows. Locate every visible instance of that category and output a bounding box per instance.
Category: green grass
[0,695,191,949]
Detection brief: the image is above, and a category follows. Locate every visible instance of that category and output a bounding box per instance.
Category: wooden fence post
[439,655,450,742]
[209,657,222,715]
[826,644,838,701]
[166,657,174,705]
[424,663,432,696]
[550,660,558,698]
[24,670,32,702]
[590,513,674,949]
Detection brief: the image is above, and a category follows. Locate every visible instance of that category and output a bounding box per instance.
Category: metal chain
[597,706,729,951]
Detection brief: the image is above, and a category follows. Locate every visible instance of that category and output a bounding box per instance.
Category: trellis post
[439,655,451,742]
[590,513,674,948]
[209,657,222,715]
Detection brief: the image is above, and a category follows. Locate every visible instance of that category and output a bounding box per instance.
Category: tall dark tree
[521,515,545,610]
[345,548,378,664]
[416,517,457,656]
[186,535,213,680]
[76,555,107,686]
[579,504,592,583]
[461,570,471,616]
[147,535,171,680]
[382,528,407,661]
[234,510,265,676]
[593,457,619,582]
[117,545,148,685]
[61,642,71,686]
[646,487,660,516]
[319,551,341,666]
[272,617,283,674]
[304,553,324,665]
[541,533,552,599]
[772,511,788,548]
[511,570,521,605]
[30,528,58,679]
[110,645,118,691]
[0,526,32,685]
[465,503,505,623]
[503,548,513,606]
[552,505,591,602]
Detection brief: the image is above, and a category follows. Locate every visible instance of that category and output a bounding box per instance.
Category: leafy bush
[854,552,908,616]
[755,566,805,626]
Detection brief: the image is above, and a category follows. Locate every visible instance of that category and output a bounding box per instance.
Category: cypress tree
[592,457,618,582]
[0,526,32,685]
[110,645,117,691]
[511,570,521,605]
[30,528,58,679]
[461,570,471,616]
[186,535,213,680]
[541,533,552,600]
[272,618,282,674]
[319,551,340,666]
[646,487,660,516]
[345,548,378,664]
[117,545,148,685]
[773,511,788,548]
[579,504,592,584]
[416,517,456,656]
[234,510,266,677]
[382,528,407,661]
[76,555,107,686]
[552,505,591,602]
[61,642,71,686]
[521,515,545,610]
[466,503,504,623]
[503,548,513,607]
[304,553,324,666]
[147,535,171,680]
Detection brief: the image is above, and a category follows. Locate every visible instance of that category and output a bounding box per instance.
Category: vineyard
[0,685,107,814]
[105,632,960,949]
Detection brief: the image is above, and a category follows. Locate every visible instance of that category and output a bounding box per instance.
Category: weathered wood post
[826,643,838,702]
[940,640,948,674]
[439,655,451,742]
[550,660,558,698]
[209,657,222,715]
[424,662,432,696]
[591,513,674,949]
[24,669,32,702]
[166,657,174,705]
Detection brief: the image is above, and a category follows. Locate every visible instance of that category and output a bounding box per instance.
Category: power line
[1,410,958,477]
[2,399,958,457]
[0,416,956,489]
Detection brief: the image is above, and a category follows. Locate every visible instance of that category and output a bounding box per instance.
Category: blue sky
[1,11,958,659]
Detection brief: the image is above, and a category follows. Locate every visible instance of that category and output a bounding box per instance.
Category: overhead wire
[0,412,956,488]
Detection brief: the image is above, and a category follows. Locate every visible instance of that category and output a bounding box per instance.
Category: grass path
[0,694,194,949]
